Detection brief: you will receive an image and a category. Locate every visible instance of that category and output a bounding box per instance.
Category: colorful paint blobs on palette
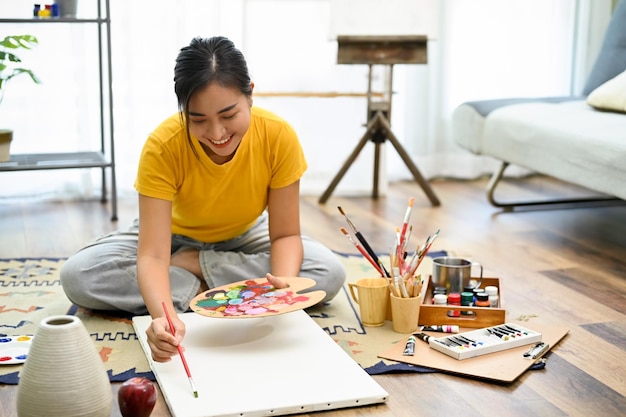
[195,280,311,317]
[0,335,33,364]
[190,276,326,318]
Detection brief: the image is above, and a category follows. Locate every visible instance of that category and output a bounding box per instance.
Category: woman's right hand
[145,315,186,363]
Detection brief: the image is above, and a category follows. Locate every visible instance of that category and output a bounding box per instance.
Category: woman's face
[187,82,253,164]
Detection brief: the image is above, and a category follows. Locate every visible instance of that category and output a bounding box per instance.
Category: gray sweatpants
[60,213,346,315]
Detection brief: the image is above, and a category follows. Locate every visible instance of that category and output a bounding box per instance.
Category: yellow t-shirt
[134,106,307,243]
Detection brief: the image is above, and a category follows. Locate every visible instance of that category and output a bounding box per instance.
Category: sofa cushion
[452,97,581,154]
[582,0,626,96]
[478,100,626,200]
[587,69,626,112]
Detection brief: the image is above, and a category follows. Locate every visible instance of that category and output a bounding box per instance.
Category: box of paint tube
[419,277,506,328]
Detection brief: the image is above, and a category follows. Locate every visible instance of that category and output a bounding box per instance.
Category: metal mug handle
[472,262,483,288]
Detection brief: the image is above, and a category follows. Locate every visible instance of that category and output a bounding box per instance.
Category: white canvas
[132,310,388,417]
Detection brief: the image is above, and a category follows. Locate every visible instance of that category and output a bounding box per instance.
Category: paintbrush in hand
[162,301,198,398]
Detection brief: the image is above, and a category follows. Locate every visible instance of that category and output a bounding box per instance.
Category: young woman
[60,36,346,362]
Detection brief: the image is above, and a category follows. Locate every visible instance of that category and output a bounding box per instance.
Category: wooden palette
[190,277,326,318]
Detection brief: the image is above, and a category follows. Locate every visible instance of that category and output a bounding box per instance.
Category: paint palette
[190,277,326,318]
[0,335,33,365]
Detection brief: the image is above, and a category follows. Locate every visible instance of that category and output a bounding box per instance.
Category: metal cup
[431,257,483,293]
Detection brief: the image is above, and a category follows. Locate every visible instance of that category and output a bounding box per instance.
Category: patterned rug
[0,253,444,384]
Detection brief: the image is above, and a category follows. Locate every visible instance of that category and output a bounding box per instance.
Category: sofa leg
[486,161,623,211]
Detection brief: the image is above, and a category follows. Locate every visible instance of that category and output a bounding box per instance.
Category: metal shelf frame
[0,0,117,220]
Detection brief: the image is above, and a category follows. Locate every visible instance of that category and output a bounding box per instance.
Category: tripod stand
[318,36,440,206]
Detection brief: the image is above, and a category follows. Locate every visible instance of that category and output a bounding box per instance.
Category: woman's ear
[248,82,255,107]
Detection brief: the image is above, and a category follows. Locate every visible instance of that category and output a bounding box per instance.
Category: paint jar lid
[461,292,474,304]
[472,287,485,295]
[485,285,498,295]
[448,293,461,303]
[433,294,447,304]
[476,293,489,301]
[434,286,447,295]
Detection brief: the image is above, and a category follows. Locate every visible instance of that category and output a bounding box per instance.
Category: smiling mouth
[210,134,233,146]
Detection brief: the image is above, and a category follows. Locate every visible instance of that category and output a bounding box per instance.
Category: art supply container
[461,291,475,316]
[433,293,447,305]
[447,292,461,317]
[475,293,491,307]
[390,293,421,333]
[432,256,483,293]
[348,277,389,326]
[473,287,485,303]
[420,276,506,328]
[485,285,499,307]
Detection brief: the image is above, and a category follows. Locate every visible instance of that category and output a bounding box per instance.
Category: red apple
[118,377,157,417]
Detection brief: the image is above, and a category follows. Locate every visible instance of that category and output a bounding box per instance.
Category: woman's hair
[174,36,252,152]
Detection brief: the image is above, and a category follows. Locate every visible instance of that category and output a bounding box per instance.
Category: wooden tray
[419,276,506,328]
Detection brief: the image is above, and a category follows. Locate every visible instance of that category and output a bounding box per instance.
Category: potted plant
[0,34,41,162]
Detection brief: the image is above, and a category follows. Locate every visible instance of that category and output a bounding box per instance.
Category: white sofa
[452,1,626,210]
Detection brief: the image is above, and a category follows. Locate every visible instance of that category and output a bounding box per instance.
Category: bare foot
[170,248,207,293]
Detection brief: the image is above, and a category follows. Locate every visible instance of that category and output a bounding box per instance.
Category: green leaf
[0,34,40,92]
[0,35,39,50]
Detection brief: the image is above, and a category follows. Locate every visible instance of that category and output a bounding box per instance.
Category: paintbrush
[340,227,384,276]
[162,301,198,398]
[338,206,390,277]
[408,229,441,277]
[395,227,403,272]
[399,197,414,246]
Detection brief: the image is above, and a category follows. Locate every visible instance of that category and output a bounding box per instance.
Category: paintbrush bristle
[338,206,358,233]
[408,197,414,207]
[190,378,198,398]
[340,227,349,235]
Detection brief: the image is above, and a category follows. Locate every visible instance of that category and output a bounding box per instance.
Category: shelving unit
[0,0,117,221]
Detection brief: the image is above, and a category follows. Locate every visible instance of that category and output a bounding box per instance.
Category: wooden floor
[1,175,625,417]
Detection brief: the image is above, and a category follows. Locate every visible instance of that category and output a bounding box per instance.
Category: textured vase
[16,315,112,417]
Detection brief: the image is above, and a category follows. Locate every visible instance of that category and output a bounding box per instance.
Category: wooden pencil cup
[390,293,421,333]
[348,278,389,327]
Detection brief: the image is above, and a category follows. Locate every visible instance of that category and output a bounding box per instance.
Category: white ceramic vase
[16,315,112,417]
